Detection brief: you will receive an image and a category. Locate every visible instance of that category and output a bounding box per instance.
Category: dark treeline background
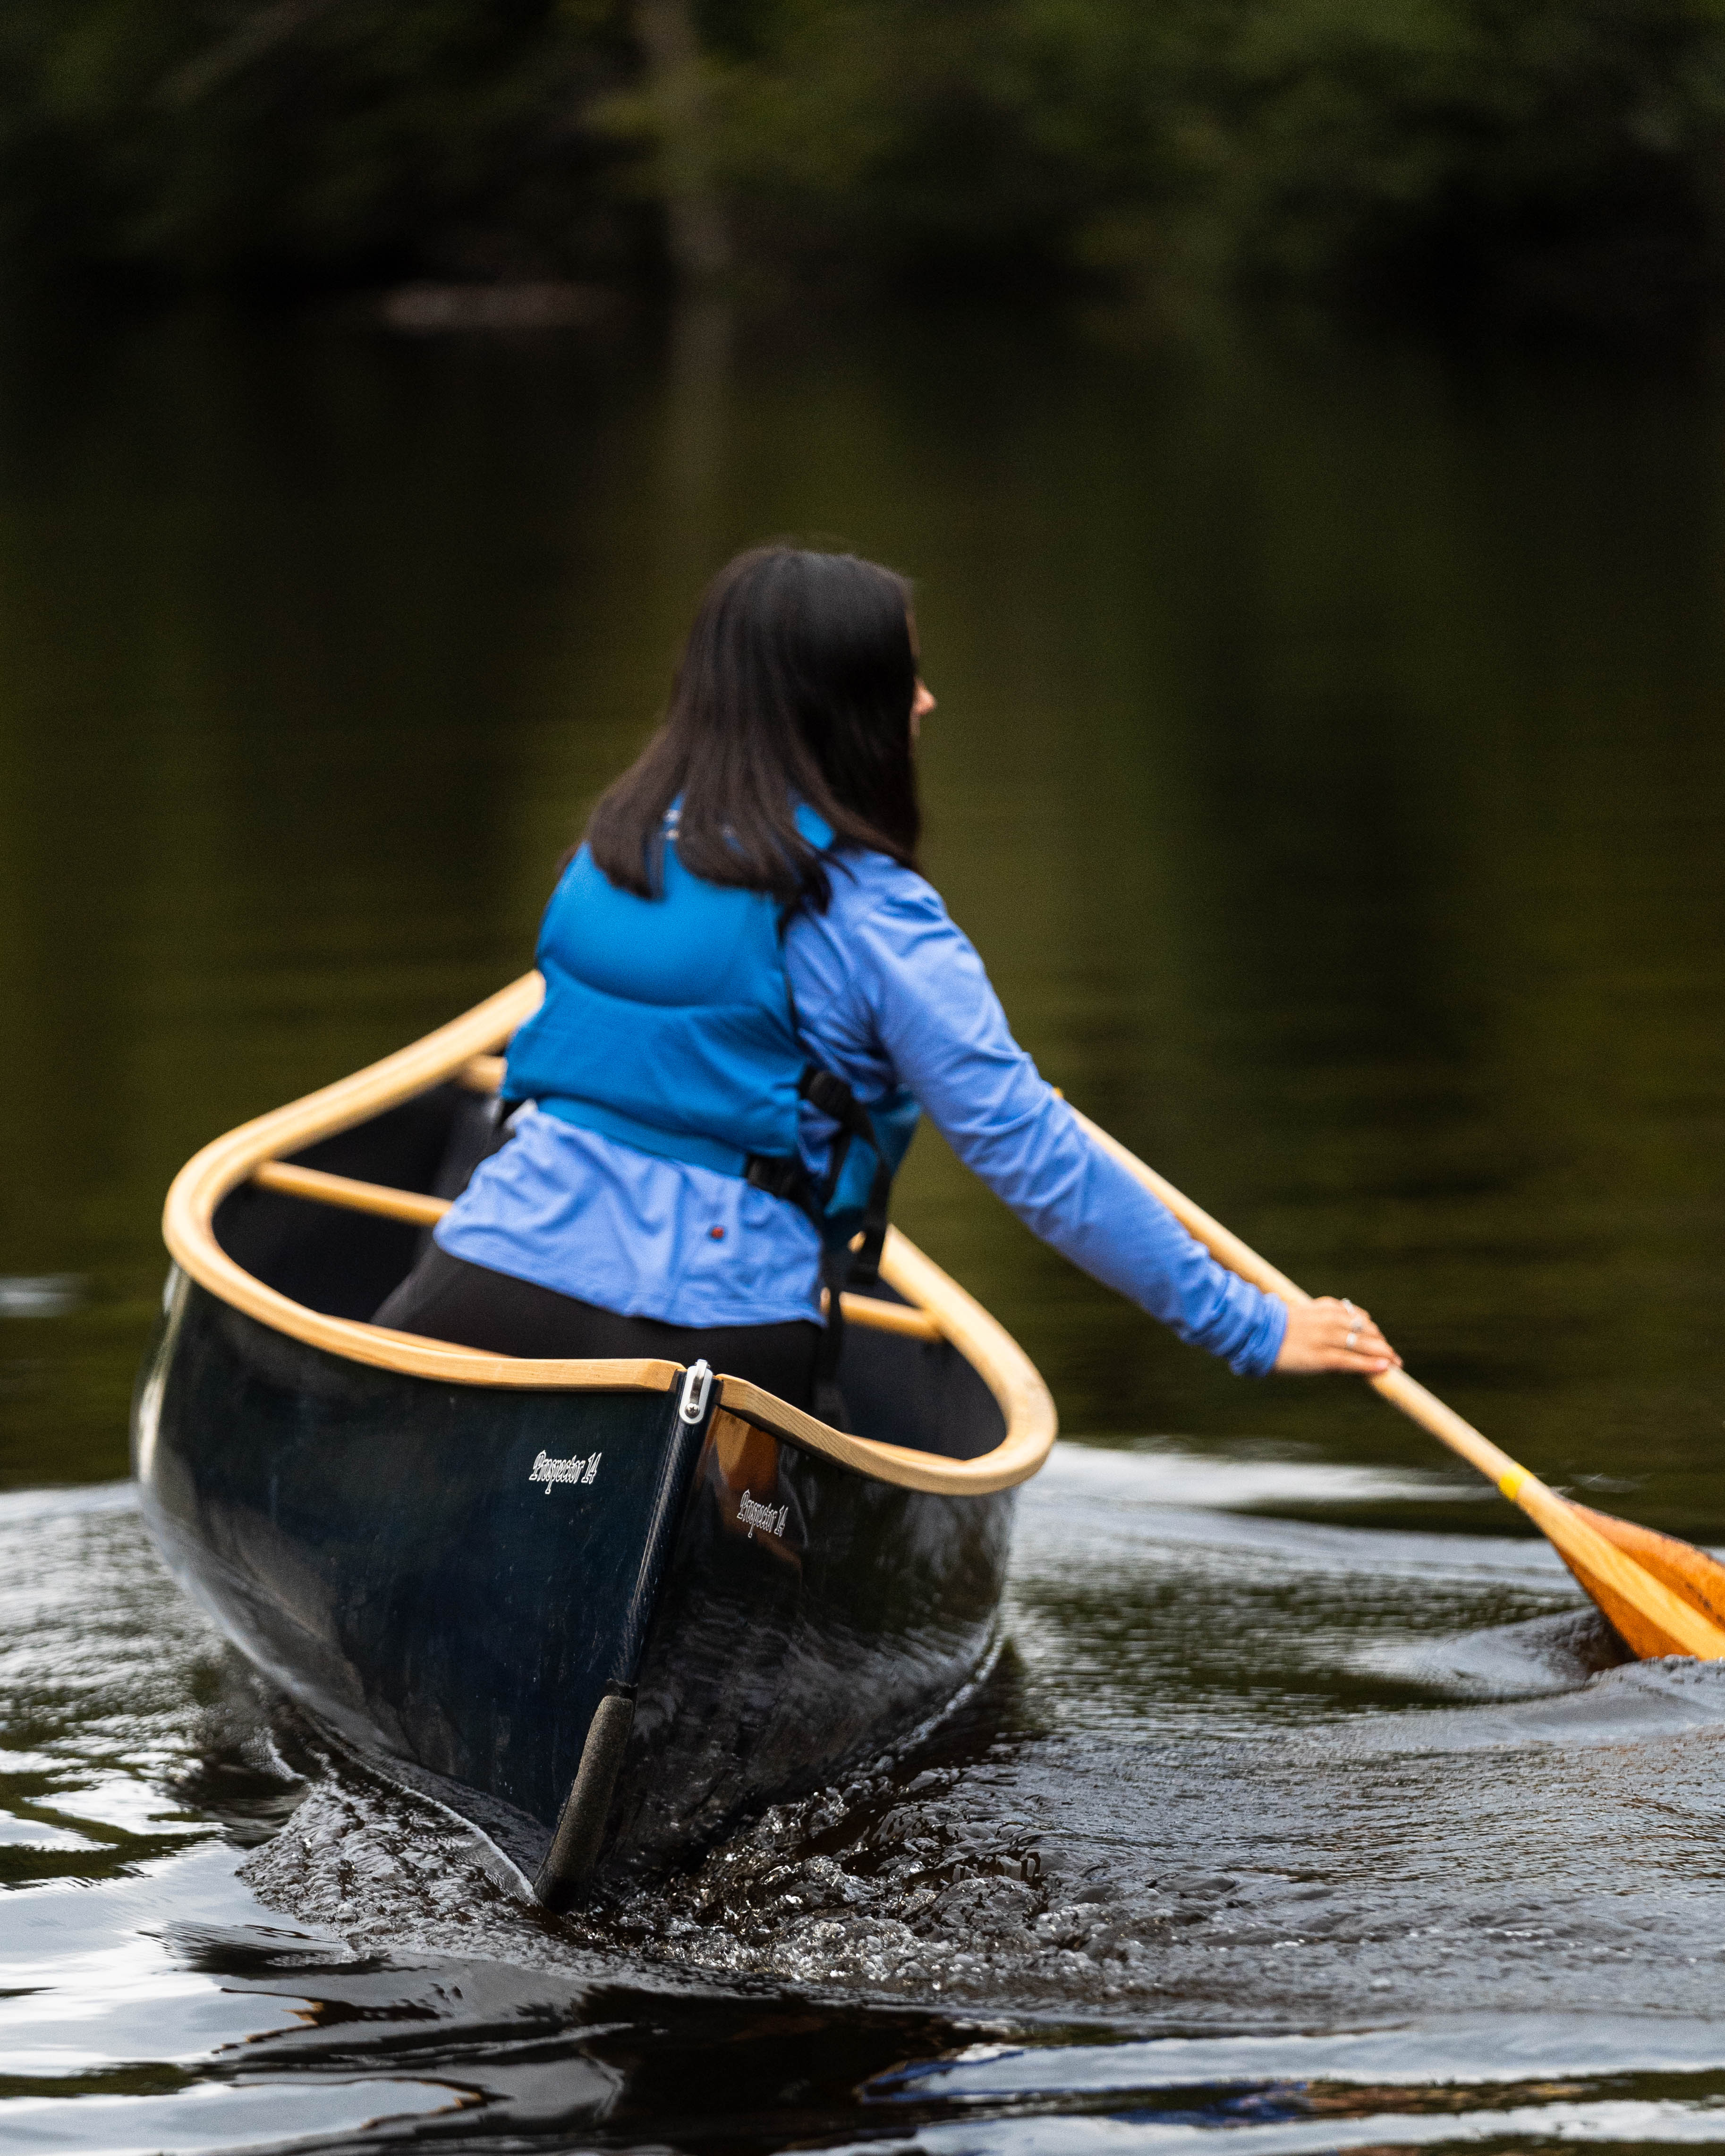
[6,0,1725,318]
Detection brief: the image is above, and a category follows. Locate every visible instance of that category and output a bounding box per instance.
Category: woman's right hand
[1274,1296,1401,1376]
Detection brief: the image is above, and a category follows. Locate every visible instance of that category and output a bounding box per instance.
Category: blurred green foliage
[0,0,642,286]
[3,0,1725,310]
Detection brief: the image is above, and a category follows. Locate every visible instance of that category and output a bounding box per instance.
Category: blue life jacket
[501,806,920,1278]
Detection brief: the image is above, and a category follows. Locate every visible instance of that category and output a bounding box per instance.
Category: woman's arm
[790,864,1396,1379]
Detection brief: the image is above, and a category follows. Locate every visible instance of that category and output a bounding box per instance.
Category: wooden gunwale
[161,972,1057,1496]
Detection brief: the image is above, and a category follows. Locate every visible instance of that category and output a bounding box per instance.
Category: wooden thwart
[254,1160,446,1228]
[1071,1103,1725,1663]
[249,1159,943,1342]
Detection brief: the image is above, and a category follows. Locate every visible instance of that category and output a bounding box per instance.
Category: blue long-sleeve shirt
[436,849,1289,1376]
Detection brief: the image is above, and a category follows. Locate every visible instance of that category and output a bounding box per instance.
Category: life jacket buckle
[799,1066,858,1125]
[744,1153,815,1205]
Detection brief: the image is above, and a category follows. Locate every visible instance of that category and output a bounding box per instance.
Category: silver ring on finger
[1345,1323,1362,1349]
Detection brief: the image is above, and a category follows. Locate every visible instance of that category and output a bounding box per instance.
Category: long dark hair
[586,545,923,909]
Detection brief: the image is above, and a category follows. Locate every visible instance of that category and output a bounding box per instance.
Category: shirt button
[709,1225,726,1241]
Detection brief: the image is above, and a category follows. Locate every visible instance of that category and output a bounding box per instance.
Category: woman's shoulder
[795,804,945,925]
[788,851,967,1025]
[822,843,949,931]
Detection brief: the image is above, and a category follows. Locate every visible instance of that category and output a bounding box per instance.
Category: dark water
[4,305,1725,2150]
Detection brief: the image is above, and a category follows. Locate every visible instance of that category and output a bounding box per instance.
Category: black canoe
[133,976,1055,1905]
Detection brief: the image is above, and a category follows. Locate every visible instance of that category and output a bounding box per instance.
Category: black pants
[373,1244,824,1411]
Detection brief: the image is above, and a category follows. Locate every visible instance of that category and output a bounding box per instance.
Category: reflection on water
[2,307,1724,1516]
[2,306,1725,2148]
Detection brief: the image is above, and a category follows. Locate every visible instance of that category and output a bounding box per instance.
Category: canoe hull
[135,1272,1015,1886]
[611,1396,1013,1871]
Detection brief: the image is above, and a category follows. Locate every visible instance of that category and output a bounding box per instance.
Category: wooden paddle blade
[1511,1478,1725,1658]
[1553,1545,1710,1660]
[1568,1502,1725,1635]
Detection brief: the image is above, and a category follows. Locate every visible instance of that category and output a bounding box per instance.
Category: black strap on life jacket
[743,1063,898,1431]
[771,955,896,1286]
[743,1064,894,1286]
[814,1244,852,1430]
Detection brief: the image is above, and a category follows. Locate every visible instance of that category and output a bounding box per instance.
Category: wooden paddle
[1071,1106,1725,1661]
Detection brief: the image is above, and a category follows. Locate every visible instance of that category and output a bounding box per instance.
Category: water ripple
[8,1451,1725,2149]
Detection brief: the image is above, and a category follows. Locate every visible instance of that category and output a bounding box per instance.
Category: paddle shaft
[1069,1112,1517,1483]
[1069,1107,1725,1659]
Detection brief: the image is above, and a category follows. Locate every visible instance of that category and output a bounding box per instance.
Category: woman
[376,544,1399,1408]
